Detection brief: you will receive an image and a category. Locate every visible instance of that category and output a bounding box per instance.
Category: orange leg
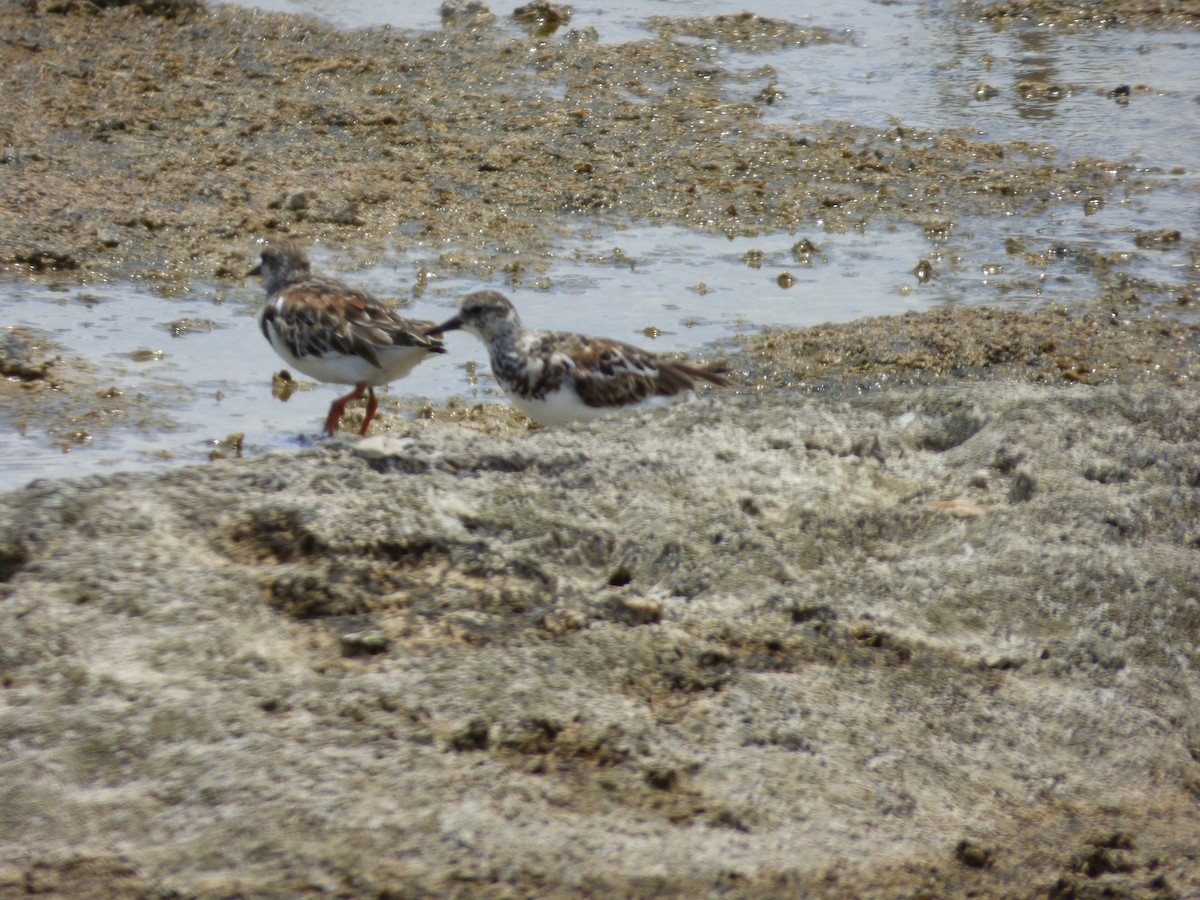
[359,387,379,436]
[324,382,367,436]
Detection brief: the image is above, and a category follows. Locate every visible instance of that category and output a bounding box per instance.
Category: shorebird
[250,239,445,436]
[426,290,730,426]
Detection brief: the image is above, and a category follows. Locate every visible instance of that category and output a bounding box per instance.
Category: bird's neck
[482,318,523,354]
[265,268,309,298]
[486,323,537,382]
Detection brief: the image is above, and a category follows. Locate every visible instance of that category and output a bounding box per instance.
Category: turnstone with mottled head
[427,290,730,425]
[249,239,446,436]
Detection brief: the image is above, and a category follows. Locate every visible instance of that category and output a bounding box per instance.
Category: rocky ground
[2,0,1200,896]
[3,381,1200,898]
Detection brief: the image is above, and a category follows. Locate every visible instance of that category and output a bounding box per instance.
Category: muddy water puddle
[1,224,928,486]
[4,199,1188,489]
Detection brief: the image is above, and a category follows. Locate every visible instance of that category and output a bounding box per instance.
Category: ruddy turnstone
[249,239,446,436]
[426,290,730,425]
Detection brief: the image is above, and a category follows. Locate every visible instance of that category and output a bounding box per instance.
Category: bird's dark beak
[247,263,262,278]
[426,315,462,337]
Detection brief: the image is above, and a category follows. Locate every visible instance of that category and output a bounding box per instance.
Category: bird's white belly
[507,382,675,426]
[266,330,428,386]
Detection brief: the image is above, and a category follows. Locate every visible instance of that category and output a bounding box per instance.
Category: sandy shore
[2,0,1200,896]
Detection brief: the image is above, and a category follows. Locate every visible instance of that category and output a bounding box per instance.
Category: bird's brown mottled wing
[265,278,445,367]
[535,333,723,409]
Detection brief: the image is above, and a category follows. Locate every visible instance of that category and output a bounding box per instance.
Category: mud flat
[1,0,1184,284]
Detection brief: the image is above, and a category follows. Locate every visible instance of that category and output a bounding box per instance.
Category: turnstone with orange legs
[250,239,446,436]
[427,290,730,426]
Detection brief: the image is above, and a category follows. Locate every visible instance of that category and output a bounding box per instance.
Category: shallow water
[222,0,1200,172]
[3,0,1197,487]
